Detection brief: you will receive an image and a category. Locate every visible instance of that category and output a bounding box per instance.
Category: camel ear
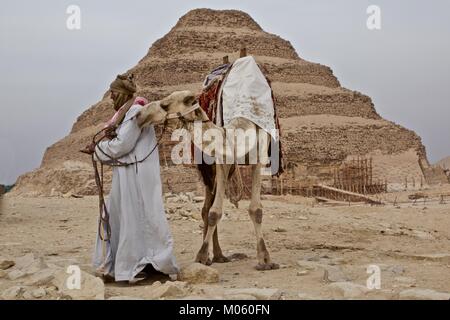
[183,94,196,106]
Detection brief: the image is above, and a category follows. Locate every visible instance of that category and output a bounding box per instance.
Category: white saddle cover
[219,56,277,140]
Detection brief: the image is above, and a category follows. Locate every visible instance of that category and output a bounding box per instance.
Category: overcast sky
[1,0,449,184]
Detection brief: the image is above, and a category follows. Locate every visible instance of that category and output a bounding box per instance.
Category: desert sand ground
[1,185,450,300]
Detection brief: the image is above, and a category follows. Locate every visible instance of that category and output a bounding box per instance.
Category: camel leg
[248,163,279,271]
[212,226,230,263]
[201,185,229,264]
[195,164,230,265]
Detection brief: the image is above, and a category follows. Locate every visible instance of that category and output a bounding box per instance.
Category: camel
[136,90,279,271]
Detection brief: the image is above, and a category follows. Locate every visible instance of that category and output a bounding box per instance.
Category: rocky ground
[1,186,450,300]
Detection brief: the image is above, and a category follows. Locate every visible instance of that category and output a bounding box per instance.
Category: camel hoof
[255,263,280,271]
[213,255,231,263]
[195,255,212,266]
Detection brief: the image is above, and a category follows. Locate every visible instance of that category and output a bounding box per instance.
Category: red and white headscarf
[105,96,148,128]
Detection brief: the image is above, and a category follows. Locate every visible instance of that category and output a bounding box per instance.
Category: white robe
[92,104,179,281]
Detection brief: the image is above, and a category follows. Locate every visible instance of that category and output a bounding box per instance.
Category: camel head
[161,90,201,129]
[136,100,167,128]
[137,90,206,130]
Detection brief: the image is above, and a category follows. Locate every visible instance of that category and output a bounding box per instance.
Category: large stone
[399,289,450,300]
[178,263,220,284]
[14,253,37,270]
[24,268,57,286]
[14,253,47,275]
[146,281,188,299]
[329,282,370,299]
[51,269,105,300]
[0,257,15,270]
[224,288,281,300]
[322,266,350,283]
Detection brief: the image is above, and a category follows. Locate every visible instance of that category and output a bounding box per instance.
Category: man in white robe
[88,74,179,283]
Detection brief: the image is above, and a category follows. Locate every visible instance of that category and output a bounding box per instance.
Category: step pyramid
[13,9,433,196]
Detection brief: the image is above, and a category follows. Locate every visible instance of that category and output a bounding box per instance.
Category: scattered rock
[302,254,321,262]
[190,212,202,220]
[180,295,211,300]
[224,288,281,300]
[51,269,105,300]
[399,289,450,300]
[225,294,257,300]
[383,265,405,276]
[146,281,189,299]
[298,292,322,300]
[22,288,47,300]
[273,227,287,233]
[13,253,47,275]
[297,259,350,282]
[14,253,36,270]
[409,253,450,264]
[31,288,47,299]
[329,282,370,299]
[7,269,26,281]
[297,270,309,276]
[296,260,319,271]
[24,268,56,286]
[178,263,220,284]
[108,296,144,300]
[180,211,191,218]
[1,286,25,300]
[0,258,15,270]
[193,196,205,203]
[323,266,350,283]
[22,290,34,300]
[412,230,435,240]
[394,276,416,287]
[229,253,248,261]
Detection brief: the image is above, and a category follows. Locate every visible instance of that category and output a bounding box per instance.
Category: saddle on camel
[137,49,283,271]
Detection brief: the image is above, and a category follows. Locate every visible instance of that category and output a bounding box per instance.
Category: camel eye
[160,101,170,110]
[183,95,196,106]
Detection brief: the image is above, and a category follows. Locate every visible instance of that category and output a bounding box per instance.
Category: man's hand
[80,142,96,155]
[104,126,117,140]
